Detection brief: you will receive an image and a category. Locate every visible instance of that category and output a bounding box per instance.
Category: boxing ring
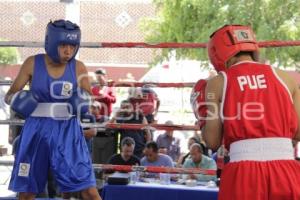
[101,182,218,200]
[1,39,300,199]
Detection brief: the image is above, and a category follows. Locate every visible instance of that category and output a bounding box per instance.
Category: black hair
[95,68,106,75]
[145,141,158,153]
[121,137,135,147]
[189,137,200,144]
[120,99,130,104]
[190,143,204,153]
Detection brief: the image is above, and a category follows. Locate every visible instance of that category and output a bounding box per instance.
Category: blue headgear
[45,19,81,63]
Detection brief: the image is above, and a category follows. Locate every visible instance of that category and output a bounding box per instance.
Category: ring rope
[93,164,216,175]
[1,40,300,48]
[0,160,215,175]
[0,119,199,131]
[0,80,195,87]
[106,81,195,88]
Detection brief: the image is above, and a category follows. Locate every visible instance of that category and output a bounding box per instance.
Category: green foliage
[140,0,300,68]
[0,39,19,64]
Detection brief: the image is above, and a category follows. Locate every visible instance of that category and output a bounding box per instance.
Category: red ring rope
[1,40,300,48]
[93,164,216,175]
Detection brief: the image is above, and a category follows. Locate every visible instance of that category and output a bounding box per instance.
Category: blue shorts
[9,117,96,193]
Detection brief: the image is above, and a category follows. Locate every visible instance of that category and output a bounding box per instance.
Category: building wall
[0,1,157,64]
[0,2,66,60]
[80,1,157,64]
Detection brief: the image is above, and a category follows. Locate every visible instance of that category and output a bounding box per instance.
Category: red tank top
[221,61,298,149]
[130,89,158,115]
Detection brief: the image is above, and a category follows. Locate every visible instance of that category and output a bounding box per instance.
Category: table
[101,182,218,200]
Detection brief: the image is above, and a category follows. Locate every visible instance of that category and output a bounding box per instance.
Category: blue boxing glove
[69,88,91,115]
[11,90,38,118]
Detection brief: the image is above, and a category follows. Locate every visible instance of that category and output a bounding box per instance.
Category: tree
[140,0,300,69]
[0,39,19,64]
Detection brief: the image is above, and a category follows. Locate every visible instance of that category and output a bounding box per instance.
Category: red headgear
[207,25,259,72]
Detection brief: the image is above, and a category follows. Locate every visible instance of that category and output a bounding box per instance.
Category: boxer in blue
[5,19,101,200]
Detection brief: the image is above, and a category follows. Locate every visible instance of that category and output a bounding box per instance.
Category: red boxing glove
[190,79,207,129]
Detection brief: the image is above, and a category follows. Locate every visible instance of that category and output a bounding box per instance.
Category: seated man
[156,120,181,162]
[141,141,173,167]
[177,137,200,167]
[108,137,140,166]
[183,143,216,181]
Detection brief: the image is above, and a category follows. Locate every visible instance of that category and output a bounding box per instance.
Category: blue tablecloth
[102,182,218,200]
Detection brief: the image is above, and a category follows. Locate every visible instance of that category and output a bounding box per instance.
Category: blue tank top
[31,54,77,102]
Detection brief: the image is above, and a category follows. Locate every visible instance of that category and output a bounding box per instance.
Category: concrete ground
[0,155,16,198]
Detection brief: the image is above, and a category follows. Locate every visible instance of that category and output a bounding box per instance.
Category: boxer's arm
[276,69,300,141]
[5,56,33,104]
[293,91,300,141]
[291,79,300,141]
[202,75,223,151]
[76,60,92,95]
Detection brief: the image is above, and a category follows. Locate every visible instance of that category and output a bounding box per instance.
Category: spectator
[183,143,216,181]
[177,137,199,167]
[90,101,109,123]
[156,120,180,162]
[108,137,140,166]
[128,86,160,124]
[141,141,173,168]
[110,100,151,158]
[92,68,116,118]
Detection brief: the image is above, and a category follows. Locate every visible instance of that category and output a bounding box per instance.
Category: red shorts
[219,160,300,200]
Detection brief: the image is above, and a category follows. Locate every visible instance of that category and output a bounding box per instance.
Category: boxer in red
[195,25,300,200]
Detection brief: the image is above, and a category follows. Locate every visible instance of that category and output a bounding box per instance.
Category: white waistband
[31,103,73,119]
[229,138,294,162]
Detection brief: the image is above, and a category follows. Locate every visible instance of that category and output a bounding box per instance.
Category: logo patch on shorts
[18,163,30,177]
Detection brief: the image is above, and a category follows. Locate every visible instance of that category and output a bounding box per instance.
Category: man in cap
[92,68,116,119]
